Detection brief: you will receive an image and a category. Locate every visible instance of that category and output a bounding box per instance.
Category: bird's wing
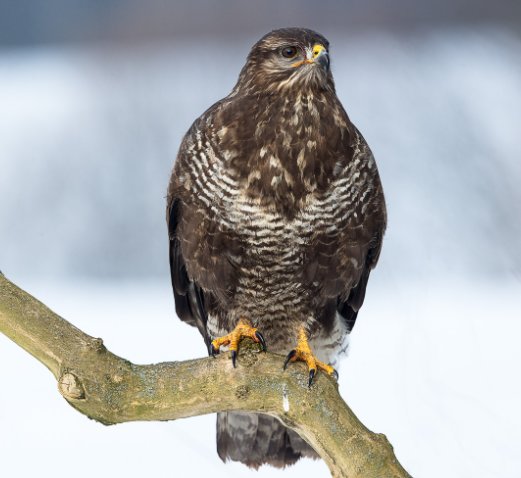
[167,196,211,350]
[309,228,384,333]
[305,132,386,333]
[167,112,242,349]
[336,233,383,332]
[335,138,386,332]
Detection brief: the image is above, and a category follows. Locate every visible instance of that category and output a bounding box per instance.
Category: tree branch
[0,272,411,478]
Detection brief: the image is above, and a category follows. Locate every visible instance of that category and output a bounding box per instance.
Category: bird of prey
[167,28,386,469]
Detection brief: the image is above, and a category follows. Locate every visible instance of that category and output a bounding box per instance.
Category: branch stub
[58,372,85,400]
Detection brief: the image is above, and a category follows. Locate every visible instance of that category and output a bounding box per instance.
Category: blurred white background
[1,1,520,477]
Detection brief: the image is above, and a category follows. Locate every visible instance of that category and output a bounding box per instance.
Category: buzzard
[167,28,386,469]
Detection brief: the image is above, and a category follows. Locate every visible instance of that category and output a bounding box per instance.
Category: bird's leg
[210,318,266,367]
[283,327,338,387]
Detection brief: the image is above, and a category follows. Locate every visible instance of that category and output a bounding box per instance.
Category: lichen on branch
[0,273,411,478]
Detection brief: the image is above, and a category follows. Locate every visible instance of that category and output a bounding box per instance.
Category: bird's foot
[283,328,338,387]
[210,318,266,367]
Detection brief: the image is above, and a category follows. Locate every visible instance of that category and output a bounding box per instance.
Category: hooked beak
[292,43,329,71]
[311,44,329,70]
[314,49,330,70]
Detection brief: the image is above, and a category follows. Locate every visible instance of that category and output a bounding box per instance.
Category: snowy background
[1,2,521,477]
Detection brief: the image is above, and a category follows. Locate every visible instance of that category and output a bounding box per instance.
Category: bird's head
[234,28,334,95]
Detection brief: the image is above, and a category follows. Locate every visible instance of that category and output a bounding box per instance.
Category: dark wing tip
[168,197,211,349]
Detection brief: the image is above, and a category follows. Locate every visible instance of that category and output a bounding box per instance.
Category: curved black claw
[255,331,267,352]
[283,350,297,370]
[209,342,219,357]
[308,368,316,387]
[332,369,339,381]
[231,350,237,368]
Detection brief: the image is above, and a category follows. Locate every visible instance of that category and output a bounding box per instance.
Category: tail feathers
[216,412,318,469]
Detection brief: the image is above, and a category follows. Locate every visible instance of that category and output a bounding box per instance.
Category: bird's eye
[281,46,298,59]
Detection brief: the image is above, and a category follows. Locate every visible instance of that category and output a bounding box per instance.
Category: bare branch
[0,273,411,478]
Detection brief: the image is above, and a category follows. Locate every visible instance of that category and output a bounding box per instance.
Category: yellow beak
[292,44,329,69]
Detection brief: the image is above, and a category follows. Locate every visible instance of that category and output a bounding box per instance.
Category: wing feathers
[168,197,211,349]
[337,232,383,332]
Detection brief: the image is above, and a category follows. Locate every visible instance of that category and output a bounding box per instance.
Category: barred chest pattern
[173,90,383,357]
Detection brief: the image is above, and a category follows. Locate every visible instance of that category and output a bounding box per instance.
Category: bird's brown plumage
[167,27,386,469]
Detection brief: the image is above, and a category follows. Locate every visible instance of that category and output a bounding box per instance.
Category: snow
[1,277,520,477]
[1,26,521,477]
[1,29,520,280]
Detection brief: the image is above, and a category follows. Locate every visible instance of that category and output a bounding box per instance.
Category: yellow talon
[283,328,337,386]
[210,318,266,367]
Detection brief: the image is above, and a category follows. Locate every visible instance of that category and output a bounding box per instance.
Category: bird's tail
[216,411,318,469]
